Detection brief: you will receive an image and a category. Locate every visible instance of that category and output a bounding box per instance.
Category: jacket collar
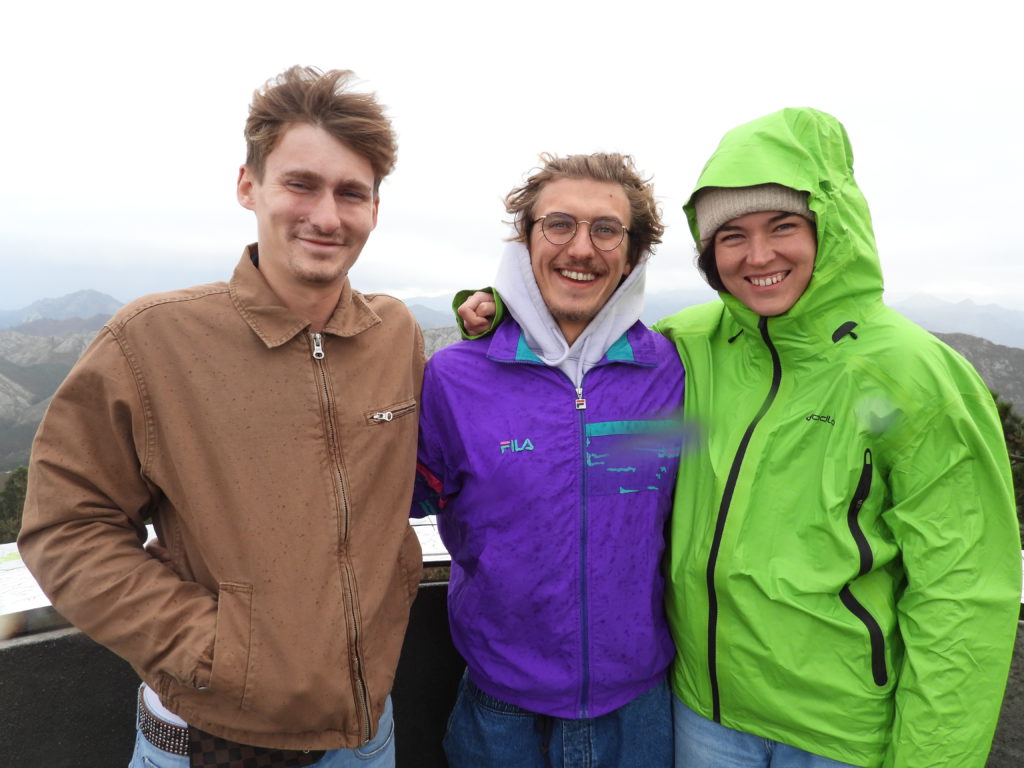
[228,244,381,349]
[486,317,659,368]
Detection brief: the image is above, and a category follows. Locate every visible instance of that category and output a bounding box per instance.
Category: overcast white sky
[1,0,1021,312]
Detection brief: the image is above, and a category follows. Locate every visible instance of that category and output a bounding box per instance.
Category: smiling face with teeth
[713,210,817,317]
[529,178,633,344]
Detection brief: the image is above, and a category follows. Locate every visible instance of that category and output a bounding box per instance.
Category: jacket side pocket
[209,581,254,708]
[838,585,888,687]
[399,526,423,604]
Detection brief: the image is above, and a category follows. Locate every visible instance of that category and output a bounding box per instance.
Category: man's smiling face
[236,122,379,297]
[529,178,632,344]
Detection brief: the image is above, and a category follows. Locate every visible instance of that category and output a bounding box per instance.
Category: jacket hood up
[683,108,884,340]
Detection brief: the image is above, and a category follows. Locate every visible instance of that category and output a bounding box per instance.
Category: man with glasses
[413,153,683,767]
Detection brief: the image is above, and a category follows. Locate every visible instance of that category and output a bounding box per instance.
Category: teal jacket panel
[657,108,1020,768]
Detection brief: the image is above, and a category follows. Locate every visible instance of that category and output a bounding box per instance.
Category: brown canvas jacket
[19,246,425,750]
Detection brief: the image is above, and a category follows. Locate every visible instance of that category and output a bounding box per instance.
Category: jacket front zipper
[310,332,372,742]
[838,449,887,686]
[706,316,782,722]
[576,382,591,718]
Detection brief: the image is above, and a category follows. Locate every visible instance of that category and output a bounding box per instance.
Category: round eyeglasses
[533,213,629,251]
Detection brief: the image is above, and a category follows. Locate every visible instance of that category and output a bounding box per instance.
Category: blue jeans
[443,671,672,768]
[129,695,395,768]
[673,695,862,768]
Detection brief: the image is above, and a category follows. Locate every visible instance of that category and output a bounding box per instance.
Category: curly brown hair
[505,153,663,268]
[244,66,397,192]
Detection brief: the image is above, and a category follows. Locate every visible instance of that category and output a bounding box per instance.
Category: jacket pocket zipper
[839,449,887,686]
[839,586,887,686]
[366,399,417,425]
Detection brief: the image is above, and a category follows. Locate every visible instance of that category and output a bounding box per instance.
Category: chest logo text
[500,438,535,454]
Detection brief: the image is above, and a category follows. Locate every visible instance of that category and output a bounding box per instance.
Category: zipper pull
[310,332,325,360]
[371,411,394,422]
[574,386,587,410]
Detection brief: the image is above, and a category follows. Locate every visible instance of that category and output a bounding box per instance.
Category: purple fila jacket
[413,318,684,719]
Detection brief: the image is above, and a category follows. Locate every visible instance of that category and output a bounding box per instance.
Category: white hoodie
[493,240,648,388]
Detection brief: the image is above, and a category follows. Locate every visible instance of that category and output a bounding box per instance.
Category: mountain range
[1,290,1022,471]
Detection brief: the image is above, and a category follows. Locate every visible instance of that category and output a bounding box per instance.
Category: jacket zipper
[369,402,417,424]
[309,332,373,742]
[575,383,590,718]
[838,449,887,686]
[706,316,782,722]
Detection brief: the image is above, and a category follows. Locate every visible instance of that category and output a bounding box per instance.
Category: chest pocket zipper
[366,399,417,425]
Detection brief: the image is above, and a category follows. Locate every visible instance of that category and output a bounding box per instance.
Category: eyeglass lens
[541,213,625,250]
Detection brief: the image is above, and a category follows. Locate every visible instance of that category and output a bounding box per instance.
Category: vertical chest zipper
[309,332,373,742]
[706,317,782,722]
[575,383,591,718]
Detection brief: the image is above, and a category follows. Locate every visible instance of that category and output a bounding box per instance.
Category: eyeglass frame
[532,213,630,252]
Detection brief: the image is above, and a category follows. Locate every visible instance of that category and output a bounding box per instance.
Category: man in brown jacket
[18,66,424,768]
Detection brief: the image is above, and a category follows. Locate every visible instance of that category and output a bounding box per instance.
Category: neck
[292,287,344,332]
[556,319,585,346]
[262,269,346,332]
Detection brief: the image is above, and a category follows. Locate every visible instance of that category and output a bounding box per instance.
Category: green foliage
[993,393,1024,542]
[0,466,28,544]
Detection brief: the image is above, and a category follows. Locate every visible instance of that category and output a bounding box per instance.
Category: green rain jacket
[655,108,1021,767]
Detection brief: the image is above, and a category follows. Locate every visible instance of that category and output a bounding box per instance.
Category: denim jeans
[442,671,672,768]
[672,695,862,768]
[129,695,395,768]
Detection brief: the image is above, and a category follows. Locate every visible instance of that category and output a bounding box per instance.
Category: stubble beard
[288,237,355,286]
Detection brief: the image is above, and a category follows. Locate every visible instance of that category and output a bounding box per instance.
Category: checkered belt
[138,685,190,756]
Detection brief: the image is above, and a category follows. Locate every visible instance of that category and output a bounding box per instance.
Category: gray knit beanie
[694,184,813,244]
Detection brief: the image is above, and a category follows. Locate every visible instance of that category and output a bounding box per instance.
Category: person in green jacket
[458,108,1020,767]
[659,107,1020,768]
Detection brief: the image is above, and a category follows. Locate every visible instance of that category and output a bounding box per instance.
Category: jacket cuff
[452,288,503,340]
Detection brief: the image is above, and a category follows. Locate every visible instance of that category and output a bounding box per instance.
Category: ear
[236,166,256,211]
[370,195,380,230]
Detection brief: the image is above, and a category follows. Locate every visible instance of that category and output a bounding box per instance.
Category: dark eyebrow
[280,169,322,183]
[280,169,374,196]
[718,211,802,233]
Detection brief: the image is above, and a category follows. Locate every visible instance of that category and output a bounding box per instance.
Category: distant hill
[8,314,110,337]
[0,331,97,469]
[935,333,1024,412]
[0,290,122,329]
[423,327,462,357]
[641,289,720,325]
[407,304,453,330]
[891,295,1024,350]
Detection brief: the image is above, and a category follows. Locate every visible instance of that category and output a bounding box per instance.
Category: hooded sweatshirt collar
[491,240,648,386]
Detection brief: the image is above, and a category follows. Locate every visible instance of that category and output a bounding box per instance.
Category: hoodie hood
[683,108,883,339]
[493,239,647,386]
